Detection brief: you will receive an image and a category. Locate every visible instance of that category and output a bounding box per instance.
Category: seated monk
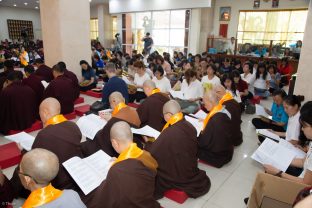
[81,92,142,157]
[5,98,85,204]
[34,58,54,82]
[0,60,14,91]
[145,100,211,199]
[137,80,170,131]
[0,71,37,134]
[58,61,80,100]
[43,64,76,114]
[22,65,45,107]
[198,90,234,168]
[214,84,243,146]
[90,121,160,208]
[0,148,86,208]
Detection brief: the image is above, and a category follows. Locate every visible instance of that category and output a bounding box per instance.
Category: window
[237,10,308,46]
[121,10,190,55]
[90,19,99,40]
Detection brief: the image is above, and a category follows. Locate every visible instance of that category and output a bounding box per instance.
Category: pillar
[294,1,312,100]
[40,0,91,79]
[97,3,112,48]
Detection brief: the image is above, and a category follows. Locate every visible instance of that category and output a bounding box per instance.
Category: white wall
[90,5,98,19]
[213,0,309,38]
[0,6,42,41]
[109,0,211,13]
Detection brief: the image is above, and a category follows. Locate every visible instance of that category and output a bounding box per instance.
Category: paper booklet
[256,129,281,142]
[5,131,35,151]
[169,90,186,100]
[185,115,203,137]
[63,150,112,195]
[131,125,160,139]
[190,110,207,120]
[278,140,306,159]
[76,114,107,140]
[255,104,273,120]
[251,139,296,172]
[41,80,49,89]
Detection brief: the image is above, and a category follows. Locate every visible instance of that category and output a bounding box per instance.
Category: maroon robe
[35,64,53,82]
[81,117,142,158]
[64,69,80,99]
[43,75,76,114]
[223,99,243,146]
[89,158,160,208]
[198,110,234,168]
[22,73,45,106]
[145,119,211,199]
[0,69,13,91]
[0,176,15,207]
[137,93,170,131]
[0,82,37,134]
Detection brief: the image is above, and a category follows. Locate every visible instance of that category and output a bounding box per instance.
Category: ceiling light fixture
[35,6,38,9]
[24,2,28,5]
[13,4,17,6]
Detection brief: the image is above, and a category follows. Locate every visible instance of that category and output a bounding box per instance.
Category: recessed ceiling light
[24,2,28,5]
[35,6,38,9]
[89,0,92,2]
[13,4,17,6]
[36,1,39,3]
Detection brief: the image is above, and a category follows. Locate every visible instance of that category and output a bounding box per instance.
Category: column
[97,3,112,48]
[294,1,312,100]
[40,0,91,79]
[189,9,201,54]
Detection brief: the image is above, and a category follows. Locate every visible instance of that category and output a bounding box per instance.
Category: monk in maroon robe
[198,90,234,168]
[89,121,160,208]
[145,100,210,199]
[137,80,169,131]
[0,60,14,91]
[58,61,80,100]
[0,71,37,134]
[22,65,45,108]
[34,58,53,82]
[81,92,142,157]
[43,64,76,114]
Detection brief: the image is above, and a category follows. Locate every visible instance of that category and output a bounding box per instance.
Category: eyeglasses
[17,166,41,184]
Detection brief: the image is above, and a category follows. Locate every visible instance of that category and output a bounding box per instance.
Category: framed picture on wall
[219,7,231,21]
[272,0,279,8]
[253,0,260,9]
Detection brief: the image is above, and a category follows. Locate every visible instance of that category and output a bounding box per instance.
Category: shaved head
[110,121,133,143]
[163,100,181,115]
[143,80,156,89]
[20,148,59,185]
[213,84,226,101]
[109,91,125,104]
[40,97,61,116]
[204,89,219,103]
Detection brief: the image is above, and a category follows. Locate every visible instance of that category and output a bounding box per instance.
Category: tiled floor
[0,94,274,208]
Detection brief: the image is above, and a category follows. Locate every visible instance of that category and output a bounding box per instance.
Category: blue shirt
[269,72,281,90]
[102,76,129,108]
[96,60,105,69]
[82,68,97,84]
[271,102,288,130]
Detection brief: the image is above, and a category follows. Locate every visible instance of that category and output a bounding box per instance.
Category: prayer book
[63,150,112,195]
[169,90,186,100]
[131,125,160,139]
[5,131,35,151]
[255,104,273,120]
[190,110,207,120]
[251,139,296,172]
[76,114,107,140]
[256,129,281,142]
[185,116,203,137]
[278,140,306,159]
[41,80,49,88]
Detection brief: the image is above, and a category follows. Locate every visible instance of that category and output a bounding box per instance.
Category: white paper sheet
[185,116,203,137]
[76,114,107,140]
[41,80,49,89]
[255,104,270,118]
[5,131,35,151]
[190,110,207,120]
[256,129,281,142]
[279,140,306,159]
[131,125,160,139]
[169,90,186,100]
[63,150,112,195]
[251,139,296,172]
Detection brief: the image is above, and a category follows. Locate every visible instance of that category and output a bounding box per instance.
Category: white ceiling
[0,0,109,10]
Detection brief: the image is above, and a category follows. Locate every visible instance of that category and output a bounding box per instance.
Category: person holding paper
[214,84,243,146]
[137,80,170,131]
[252,89,288,132]
[34,58,54,82]
[152,65,171,94]
[43,64,76,114]
[198,89,234,168]
[0,71,37,134]
[176,69,203,114]
[0,148,86,208]
[144,100,210,199]
[90,121,160,208]
[82,92,142,157]
[263,103,312,186]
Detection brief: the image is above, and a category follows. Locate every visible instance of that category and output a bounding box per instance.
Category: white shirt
[300,143,312,178]
[134,73,150,91]
[152,76,171,93]
[241,73,255,92]
[253,74,271,90]
[227,89,242,103]
[181,79,203,100]
[201,75,221,87]
[286,111,301,142]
